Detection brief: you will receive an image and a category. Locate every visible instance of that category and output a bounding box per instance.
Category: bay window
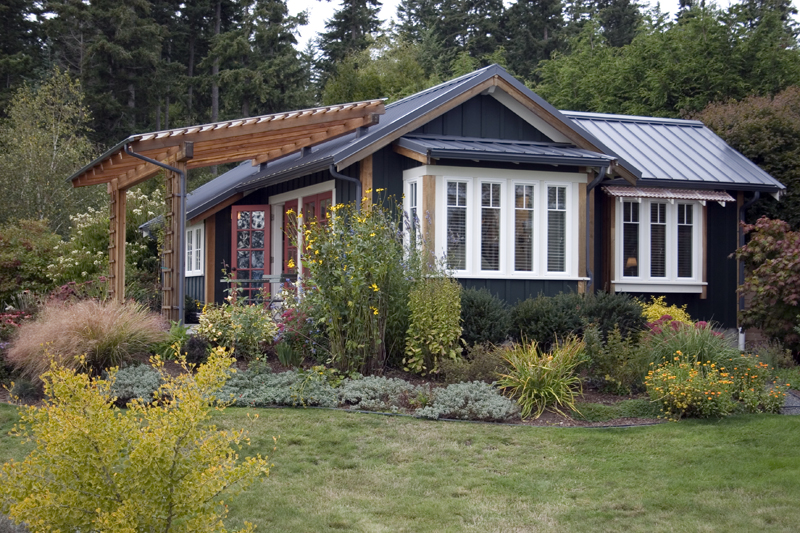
[404,166,582,279]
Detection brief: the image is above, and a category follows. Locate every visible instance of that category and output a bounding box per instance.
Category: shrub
[108,363,162,404]
[497,336,585,419]
[300,201,419,373]
[718,353,788,414]
[7,300,167,382]
[219,368,339,408]
[509,292,585,350]
[645,351,737,420]
[644,319,737,367]
[403,275,462,375]
[584,325,649,394]
[746,340,795,370]
[582,291,646,340]
[641,296,692,325]
[438,342,508,384]
[9,379,40,402]
[154,321,190,359]
[339,376,418,411]
[0,219,60,304]
[415,381,518,421]
[185,335,210,365]
[196,299,277,360]
[276,342,303,368]
[459,288,509,346]
[0,347,269,533]
[276,301,326,363]
[736,217,800,352]
[775,366,800,389]
[0,311,32,343]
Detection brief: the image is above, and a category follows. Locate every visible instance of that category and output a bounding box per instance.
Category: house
[172,64,784,329]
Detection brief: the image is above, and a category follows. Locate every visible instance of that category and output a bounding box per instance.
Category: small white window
[446,180,468,270]
[186,224,203,276]
[514,184,535,272]
[480,182,501,271]
[547,186,567,273]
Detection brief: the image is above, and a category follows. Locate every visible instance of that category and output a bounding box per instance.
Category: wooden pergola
[70,100,385,322]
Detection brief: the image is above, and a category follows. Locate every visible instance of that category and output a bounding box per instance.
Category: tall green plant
[300,201,421,374]
[403,275,462,375]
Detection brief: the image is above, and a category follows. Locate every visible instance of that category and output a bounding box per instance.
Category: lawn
[1,403,798,532]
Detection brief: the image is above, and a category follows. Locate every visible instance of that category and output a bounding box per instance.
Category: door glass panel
[252,211,265,229]
[237,250,249,269]
[252,231,264,249]
[237,231,250,249]
[251,251,264,269]
[237,211,250,229]
[252,270,263,279]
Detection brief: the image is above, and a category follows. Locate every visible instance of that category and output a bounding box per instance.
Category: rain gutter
[329,164,362,212]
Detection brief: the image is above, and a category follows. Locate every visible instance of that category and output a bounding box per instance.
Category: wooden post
[108,179,127,303]
[360,154,373,210]
[162,164,185,323]
[421,175,436,250]
[578,181,587,293]
[204,216,216,305]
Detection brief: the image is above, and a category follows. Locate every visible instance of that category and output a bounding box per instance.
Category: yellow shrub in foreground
[641,296,692,325]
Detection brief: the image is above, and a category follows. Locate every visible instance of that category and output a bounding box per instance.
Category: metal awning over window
[603,186,735,206]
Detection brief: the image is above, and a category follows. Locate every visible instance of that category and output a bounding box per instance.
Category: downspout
[329,164,362,212]
[124,144,187,325]
[586,165,608,293]
[738,191,760,350]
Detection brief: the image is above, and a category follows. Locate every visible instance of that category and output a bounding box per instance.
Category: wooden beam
[107,180,127,303]
[204,216,216,304]
[422,175,436,253]
[360,154,373,210]
[188,193,244,226]
[393,144,430,164]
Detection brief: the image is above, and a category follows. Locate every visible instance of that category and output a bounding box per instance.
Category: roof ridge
[563,110,704,126]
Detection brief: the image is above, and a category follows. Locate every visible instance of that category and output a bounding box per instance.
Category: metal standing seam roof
[396,135,617,166]
[602,186,735,203]
[563,111,785,192]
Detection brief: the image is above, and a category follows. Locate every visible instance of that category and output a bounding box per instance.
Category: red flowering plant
[644,318,738,367]
[0,310,31,342]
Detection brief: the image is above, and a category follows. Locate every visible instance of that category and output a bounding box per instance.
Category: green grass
[1,403,799,532]
[572,399,661,422]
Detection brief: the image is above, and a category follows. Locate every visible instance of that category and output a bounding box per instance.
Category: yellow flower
[287,258,295,269]
[371,306,379,315]
[370,283,379,292]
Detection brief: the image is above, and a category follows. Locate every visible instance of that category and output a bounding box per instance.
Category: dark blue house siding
[412,94,552,142]
[460,279,579,305]
[185,275,204,302]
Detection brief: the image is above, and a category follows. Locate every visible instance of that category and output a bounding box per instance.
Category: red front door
[231,205,270,301]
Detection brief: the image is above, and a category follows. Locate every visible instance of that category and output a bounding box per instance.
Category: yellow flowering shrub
[645,351,736,420]
[196,300,277,360]
[641,296,692,325]
[719,353,788,414]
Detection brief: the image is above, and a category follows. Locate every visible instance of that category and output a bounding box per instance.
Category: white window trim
[403,165,585,280]
[613,198,706,294]
[185,222,204,277]
[403,178,421,249]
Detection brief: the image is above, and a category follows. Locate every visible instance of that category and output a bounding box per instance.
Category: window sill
[612,281,706,294]
[453,272,588,281]
[186,272,204,278]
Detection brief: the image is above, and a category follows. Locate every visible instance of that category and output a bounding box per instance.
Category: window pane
[678,204,693,278]
[237,211,250,229]
[252,231,264,249]
[237,250,249,270]
[195,229,202,271]
[651,202,667,277]
[515,185,534,271]
[237,231,250,249]
[481,184,500,270]
[252,210,265,229]
[547,186,566,272]
[623,202,639,277]
[447,206,467,270]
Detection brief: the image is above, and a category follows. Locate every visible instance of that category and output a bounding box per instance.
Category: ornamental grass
[6,299,167,382]
[497,336,585,419]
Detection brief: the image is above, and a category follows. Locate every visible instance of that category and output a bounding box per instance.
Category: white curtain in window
[547,186,566,272]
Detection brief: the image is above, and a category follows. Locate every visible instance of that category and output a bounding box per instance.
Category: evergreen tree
[0,0,42,113]
[211,0,312,118]
[317,0,383,86]
[597,0,642,47]
[505,0,565,82]
[462,0,506,61]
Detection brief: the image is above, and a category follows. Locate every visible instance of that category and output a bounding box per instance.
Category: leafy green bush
[0,347,269,533]
[339,376,417,411]
[718,353,788,414]
[276,342,303,368]
[644,320,737,367]
[196,299,277,360]
[584,325,649,394]
[509,292,585,350]
[497,336,585,419]
[746,340,795,370]
[218,368,339,408]
[775,366,800,389]
[641,295,692,325]
[459,288,509,346]
[300,201,418,373]
[155,321,190,359]
[438,342,508,384]
[108,364,162,404]
[403,275,462,375]
[415,381,518,421]
[7,300,167,381]
[0,219,60,304]
[645,351,737,420]
[185,335,210,365]
[582,291,645,341]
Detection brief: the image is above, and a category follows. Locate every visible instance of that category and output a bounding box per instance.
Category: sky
[287,0,732,51]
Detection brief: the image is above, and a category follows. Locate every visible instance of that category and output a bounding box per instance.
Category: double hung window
[185,224,203,276]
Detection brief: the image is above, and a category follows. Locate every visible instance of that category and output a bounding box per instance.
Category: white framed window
[403,166,584,279]
[614,198,704,293]
[185,223,204,276]
[404,178,421,246]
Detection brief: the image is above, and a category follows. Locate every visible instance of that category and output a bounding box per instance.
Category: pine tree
[505,0,565,82]
[317,0,383,87]
[0,0,42,113]
[462,0,506,61]
[597,0,642,47]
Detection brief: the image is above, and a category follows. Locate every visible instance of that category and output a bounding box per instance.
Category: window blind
[515,185,534,271]
[446,181,467,270]
[623,201,639,277]
[547,186,566,272]
[650,203,666,277]
[481,183,501,270]
[677,204,693,278]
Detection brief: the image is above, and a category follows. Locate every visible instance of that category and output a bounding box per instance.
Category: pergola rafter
[70,100,385,322]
